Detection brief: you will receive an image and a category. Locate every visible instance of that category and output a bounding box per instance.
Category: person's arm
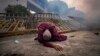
[43,42,63,51]
[43,42,54,47]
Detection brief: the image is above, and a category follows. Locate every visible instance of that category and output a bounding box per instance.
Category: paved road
[0,31,100,56]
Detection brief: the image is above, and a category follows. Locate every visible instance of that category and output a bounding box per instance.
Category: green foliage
[5,5,30,16]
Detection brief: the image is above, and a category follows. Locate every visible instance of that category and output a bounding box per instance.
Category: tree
[5,5,30,17]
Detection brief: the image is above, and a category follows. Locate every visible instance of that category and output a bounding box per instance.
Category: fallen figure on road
[35,22,67,51]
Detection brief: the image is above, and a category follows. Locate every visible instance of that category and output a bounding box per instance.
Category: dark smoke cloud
[74,0,100,29]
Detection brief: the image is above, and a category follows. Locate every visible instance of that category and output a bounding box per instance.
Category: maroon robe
[35,22,67,47]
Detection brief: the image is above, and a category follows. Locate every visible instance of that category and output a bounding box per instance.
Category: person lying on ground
[35,22,67,51]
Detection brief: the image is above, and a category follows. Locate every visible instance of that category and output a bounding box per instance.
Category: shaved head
[43,29,52,41]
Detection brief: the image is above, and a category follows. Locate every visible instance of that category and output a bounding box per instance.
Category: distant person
[35,22,67,51]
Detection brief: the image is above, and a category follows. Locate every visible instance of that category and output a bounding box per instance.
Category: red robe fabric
[35,22,67,47]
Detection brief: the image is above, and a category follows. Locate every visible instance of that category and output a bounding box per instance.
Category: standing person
[35,22,67,51]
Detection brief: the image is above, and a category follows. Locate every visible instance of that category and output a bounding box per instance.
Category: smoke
[47,0,69,16]
[47,0,100,29]
[74,0,100,29]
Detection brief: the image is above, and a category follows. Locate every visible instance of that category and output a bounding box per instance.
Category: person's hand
[53,44,63,51]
